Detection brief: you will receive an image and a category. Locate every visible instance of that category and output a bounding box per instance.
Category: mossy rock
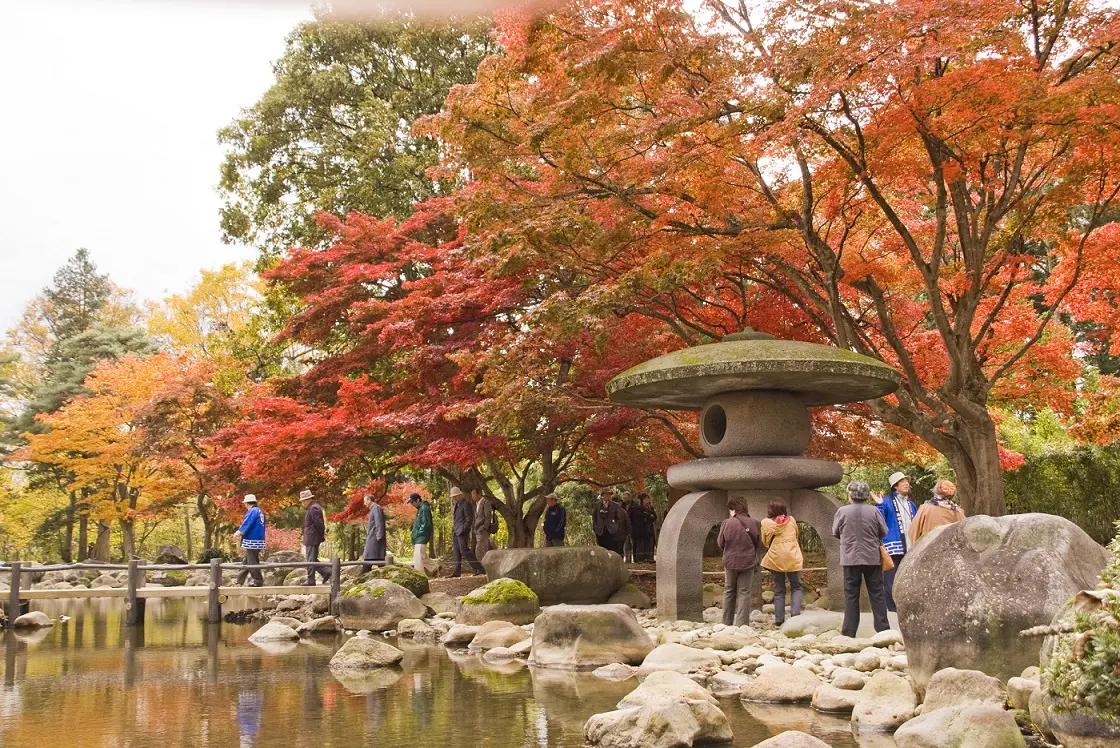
[337,579,427,631]
[354,565,430,597]
[457,578,540,625]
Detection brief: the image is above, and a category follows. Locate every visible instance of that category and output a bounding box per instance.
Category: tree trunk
[93,521,111,561]
[183,505,193,561]
[944,414,1007,517]
[120,519,135,560]
[77,513,88,561]
[199,494,215,551]
[61,492,76,562]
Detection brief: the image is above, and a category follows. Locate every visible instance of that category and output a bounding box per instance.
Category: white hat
[888,472,908,489]
[449,487,463,498]
[243,494,258,504]
[299,489,314,502]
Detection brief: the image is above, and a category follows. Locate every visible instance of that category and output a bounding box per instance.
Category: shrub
[196,548,229,565]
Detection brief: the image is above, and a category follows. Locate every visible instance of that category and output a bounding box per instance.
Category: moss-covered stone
[342,582,388,599]
[463,578,537,606]
[353,565,430,597]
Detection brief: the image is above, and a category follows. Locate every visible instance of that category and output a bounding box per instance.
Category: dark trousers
[545,537,565,547]
[236,548,264,586]
[304,544,331,584]
[770,570,803,625]
[883,553,905,611]
[633,535,655,562]
[451,532,484,576]
[842,564,890,637]
[596,534,620,553]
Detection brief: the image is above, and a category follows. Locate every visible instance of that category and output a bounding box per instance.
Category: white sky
[0,0,312,329]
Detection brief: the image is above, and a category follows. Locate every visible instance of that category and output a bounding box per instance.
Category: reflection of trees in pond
[530,666,636,742]
[330,666,404,694]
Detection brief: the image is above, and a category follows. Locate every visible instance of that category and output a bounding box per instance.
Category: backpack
[488,507,500,535]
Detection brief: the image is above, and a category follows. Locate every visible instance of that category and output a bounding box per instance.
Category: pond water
[0,600,884,747]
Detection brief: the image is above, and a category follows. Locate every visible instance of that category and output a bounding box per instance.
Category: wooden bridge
[3,556,393,626]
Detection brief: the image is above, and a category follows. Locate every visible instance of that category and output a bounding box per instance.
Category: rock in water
[441,624,480,647]
[297,616,339,636]
[895,513,1109,696]
[248,620,300,643]
[740,664,822,703]
[893,705,1027,748]
[457,578,540,625]
[850,672,918,733]
[919,668,1006,713]
[336,579,427,631]
[811,684,861,714]
[396,618,438,639]
[584,670,732,748]
[469,623,529,652]
[329,636,405,669]
[637,643,722,675]
[482,547,629,604]
[749,732,831,748]
[11,611,52,629]
[529,604,654,670]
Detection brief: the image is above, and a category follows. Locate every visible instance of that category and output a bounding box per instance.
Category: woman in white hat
[878,471,917,612]
[233,494,266,587]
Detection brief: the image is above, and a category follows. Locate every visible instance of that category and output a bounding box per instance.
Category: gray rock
[508,637,533,657]
[920,668,1006,713]
[248,621,300,643]
[749,732,831,748]
[469,622,529,652]
[268,616,303,630]
[483,646,515,662]
[336,579,427,631]
[830,668,868,690]
[528,604,654,670]
[154,544,188,565]
[12,611,52,628]
[456,578,540,625]
[780,610,843,637]
[584,670,732,747]
[420,592,460,616]
[607,583,651,609]
[297,616,339,636]
[91,574,121,588]
[741,664,822,703]
[482,547,628,605]
[620,670,719,708]
[328,636,404,669]
[850,672,918,733]
[441,624,480,647]
[896,513,1109,696]
[893,705,1027,748]
[396,618,438,639]
[1007,677,1039,712]
[593,663,636,681]
[276,598,302,612]
[689,629,760,651]
[811,683,861,713]
[708,670,751,696]
[637,643,722,675]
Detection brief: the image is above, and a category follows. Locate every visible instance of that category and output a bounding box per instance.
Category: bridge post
[125,559,146,627]
[329,557,341,614]
[207,558,222,624]
[6,562,21,624]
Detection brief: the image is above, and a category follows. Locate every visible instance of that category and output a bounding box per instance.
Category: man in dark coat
[450,487,484,576]
[631,492,658,562]
[542,492,566,546]
[592,488,626,553]
[300,489,331,585]
[361,493,386,572]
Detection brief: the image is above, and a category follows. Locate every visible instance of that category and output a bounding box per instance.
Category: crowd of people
[592,488,659,561]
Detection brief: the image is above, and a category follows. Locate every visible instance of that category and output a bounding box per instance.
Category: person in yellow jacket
[909,480,967,545]
[761,500,804,625]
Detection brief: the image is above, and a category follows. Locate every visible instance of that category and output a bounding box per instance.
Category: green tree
[217,9,494,258]
[41,248,113,343]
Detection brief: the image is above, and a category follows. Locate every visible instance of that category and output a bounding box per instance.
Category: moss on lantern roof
[607,339,902,409]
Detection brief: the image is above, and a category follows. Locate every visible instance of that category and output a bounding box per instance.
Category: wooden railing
[2,555,395,626]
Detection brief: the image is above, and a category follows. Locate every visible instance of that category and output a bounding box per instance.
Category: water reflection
[0,600,878,748]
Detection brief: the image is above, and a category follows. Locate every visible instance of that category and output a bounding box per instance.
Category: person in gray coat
[832,480,891,637]
[451,487,485,576]
[471,488,495,561]
[362,494,386,572]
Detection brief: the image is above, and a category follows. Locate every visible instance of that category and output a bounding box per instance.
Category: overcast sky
[0,0,311,329]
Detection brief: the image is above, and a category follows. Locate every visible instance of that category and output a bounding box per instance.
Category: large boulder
[457,578,541,625]
[893,705,1027,748]
[584,670,732,748]
[529,604,654,670]
[329,636,405,669]
[354,565,430,598]
[637,643,722,675]
[850,672,918,733]
[154,544,188,565]
[482,547,628,604]
[895,513,1109,696]
[336,579,427,631]
[919,668,1006,714]
[740,664,822,704]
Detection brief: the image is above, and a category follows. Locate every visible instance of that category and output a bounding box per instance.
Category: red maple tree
[426,0,1120,514]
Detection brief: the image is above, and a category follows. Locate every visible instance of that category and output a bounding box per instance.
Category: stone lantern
[607,328,902,621]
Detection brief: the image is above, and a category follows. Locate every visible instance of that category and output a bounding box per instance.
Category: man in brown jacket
[717,497,762,626]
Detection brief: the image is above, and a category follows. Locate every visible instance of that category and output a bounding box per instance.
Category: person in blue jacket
[233,494,266,587]
[878,471,917,612]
